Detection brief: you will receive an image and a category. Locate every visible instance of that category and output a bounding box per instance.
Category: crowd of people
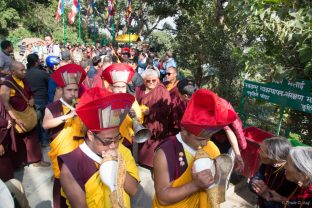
[0,35,311,208]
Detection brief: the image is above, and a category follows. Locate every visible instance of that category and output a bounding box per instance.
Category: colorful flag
[108,0,115,22]
[126,0,132,25]
[69,0,79,24]
[55,0,63,22]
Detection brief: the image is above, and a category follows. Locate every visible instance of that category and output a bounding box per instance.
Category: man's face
[62,84,79,103]
[144,76,158,90]
[13,64,26,79]
[111,82,127,93]
[181,129,212,150]
[87,128,120,155]
[45,36,53,46]
[166,67,177,82]
[7,44,14,53]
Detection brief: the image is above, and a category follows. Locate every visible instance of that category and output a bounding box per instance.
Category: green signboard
[240,79,312,135]
[242,79,312,114]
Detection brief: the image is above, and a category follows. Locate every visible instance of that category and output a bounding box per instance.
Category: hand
[102,149,118,160]
[128,108,136,119]
[66,110,77,120]
[0,144,5,156]
[265,190,287,202]
[191,169,214,190]
[251,179,268,196]
[6,120,12,129]
[234,155,244,173]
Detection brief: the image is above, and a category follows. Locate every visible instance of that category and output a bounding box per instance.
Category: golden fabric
[153,141,220,208]
[64,144,140,208]
[10,76,24,96]
[166,80,179,92]
[48,105,84,178]
[120,100,143,144]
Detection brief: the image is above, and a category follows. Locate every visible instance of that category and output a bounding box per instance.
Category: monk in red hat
[102,63,144,149]
[153,89,237,207]
[42,63,86,208]
[59,87,140,208]
[0,61,49,168]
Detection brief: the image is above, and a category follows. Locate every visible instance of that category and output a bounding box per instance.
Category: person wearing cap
[46,56,61,103]
[177,80,246,173]
[59,87,140,208]
[135,68,171,168]
[0,61,49,167]
[102,63,143,149]
[153,89,237,207]
[42,64,86,208]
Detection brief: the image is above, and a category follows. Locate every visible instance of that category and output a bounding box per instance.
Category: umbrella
[17,37,45,46]
[115,34,140,43]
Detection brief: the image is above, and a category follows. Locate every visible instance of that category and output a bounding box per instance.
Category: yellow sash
[120,100,144,144]
[63,144,140,208]
[153,141,220,208]
[166,80,179,92]
[85,145,139,208]
[48,105,84,178]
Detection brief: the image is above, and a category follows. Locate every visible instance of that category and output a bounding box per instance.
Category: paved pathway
[14,147,257,208]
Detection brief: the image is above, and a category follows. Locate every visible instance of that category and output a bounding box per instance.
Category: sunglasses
[93,133,122,146]
[166,73,173,76]
[145,79,157,83]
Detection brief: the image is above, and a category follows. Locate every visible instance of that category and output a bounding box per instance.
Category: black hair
[26,53,39,69]
[92,56,102,66]
[1,40,12,50]
[177,77,197,96]
[129,56,138,64]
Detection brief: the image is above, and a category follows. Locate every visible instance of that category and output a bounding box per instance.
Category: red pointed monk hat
[51,63,86,87]
[101,63,134,84]
[76,87,134,132]
[181,89,237,137]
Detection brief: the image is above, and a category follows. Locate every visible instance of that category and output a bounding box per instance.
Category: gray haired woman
[249,137,298,208]
[267,146,312,207]
[135,68,171,168]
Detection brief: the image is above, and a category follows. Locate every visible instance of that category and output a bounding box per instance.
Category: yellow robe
[48,105,84,178]
[153,141,220,208]
[119,100,144,144]
[63,144,140,208]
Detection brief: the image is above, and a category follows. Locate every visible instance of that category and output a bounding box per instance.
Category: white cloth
[0,179,14,208]
[176,132,196,156]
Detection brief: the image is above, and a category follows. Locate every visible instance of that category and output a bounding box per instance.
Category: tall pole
[78,0,82,44]
[92,0,96,45]
[62,0,66,45]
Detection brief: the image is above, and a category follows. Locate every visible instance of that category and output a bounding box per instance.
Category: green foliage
[147,31,174,55]
[7,27,32,45]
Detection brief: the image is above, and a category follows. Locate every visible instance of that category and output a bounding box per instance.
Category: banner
[55,0,63,22]
[69,0,79,24]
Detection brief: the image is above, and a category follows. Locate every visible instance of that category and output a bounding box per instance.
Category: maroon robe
[3,76,42,166]
[0,98,16,181]
[164,81,187,136]
[135,83,171,167]
[46,100,67,208]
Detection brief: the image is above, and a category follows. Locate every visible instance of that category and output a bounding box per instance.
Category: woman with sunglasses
[135,68,171,168]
